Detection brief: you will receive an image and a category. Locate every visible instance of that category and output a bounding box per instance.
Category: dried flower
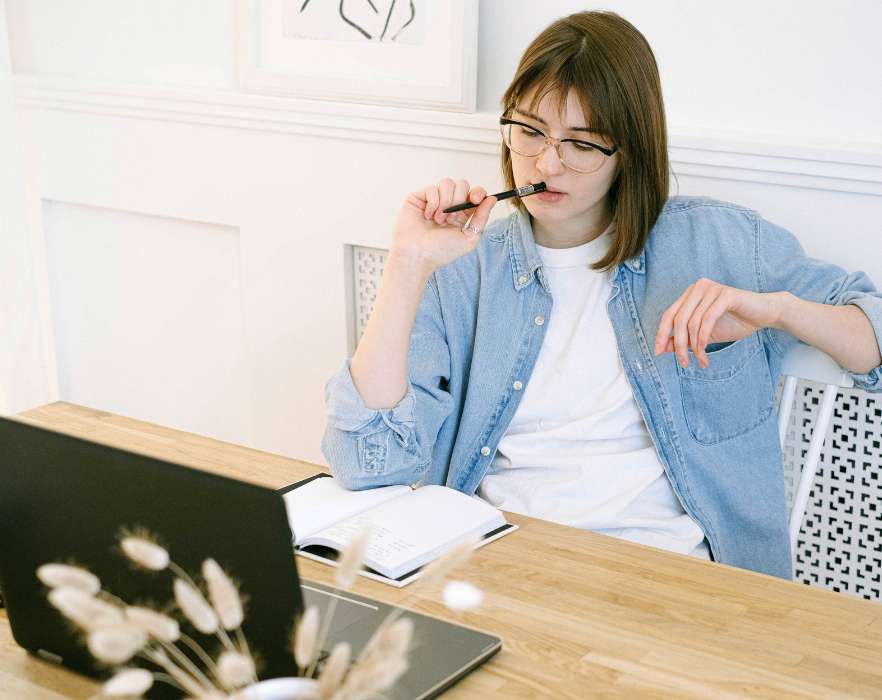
[36,564,100,594]
[339,619,413,700]
[203,558,244,630]
[87,624,147,664]
[344,617,412,695]
[39,526,426,700]
[293,605,320,671]
[340,657,409,700]
[418,538,477,588]
[217,650,256,689]
[317,641,350,699]
[48,587,124,630]
[173,579,218,635]
[146,647,209,698]
[102,667,154,697]
[201,690,233,700]
[366,617,413,661]
[442,580,484,611]
[125,606,180,642]
[335,527,371,590]
[120,536,169,571]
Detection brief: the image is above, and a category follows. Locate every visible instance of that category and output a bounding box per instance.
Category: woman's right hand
[390,178,498,275]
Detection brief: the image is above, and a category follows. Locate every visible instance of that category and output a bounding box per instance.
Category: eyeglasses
[499,117,617,174]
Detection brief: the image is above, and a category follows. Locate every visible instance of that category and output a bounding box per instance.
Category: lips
[535,183,565,194]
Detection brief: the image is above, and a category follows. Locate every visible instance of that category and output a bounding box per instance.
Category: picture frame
[237,0,479,112]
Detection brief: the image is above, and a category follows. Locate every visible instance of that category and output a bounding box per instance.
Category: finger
[655,286,692,355]
[448,179,474,228]
[449,179,469,220]
[423,187,439,220]
[468,195,498,233]
[469,186,487,203]
[690,286,723,368]
[434,178,456,225]
[696,291,733,367]
[672,282,712,368]
[450,185,488,228]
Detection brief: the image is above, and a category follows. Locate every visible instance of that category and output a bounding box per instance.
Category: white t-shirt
[477,225,710,560]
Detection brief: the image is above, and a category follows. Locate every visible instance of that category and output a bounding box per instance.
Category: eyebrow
[513,108,600,135]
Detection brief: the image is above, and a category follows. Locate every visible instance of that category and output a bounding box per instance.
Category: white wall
[477,0,882,146]
[4,0,881,465]
[8,1,882,145]
[5,0,236,89]
[0,0,54,415]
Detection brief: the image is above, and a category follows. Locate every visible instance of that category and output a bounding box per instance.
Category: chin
[523,201,569,220]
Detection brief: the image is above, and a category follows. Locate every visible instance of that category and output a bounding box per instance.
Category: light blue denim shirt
[321,196,882,579]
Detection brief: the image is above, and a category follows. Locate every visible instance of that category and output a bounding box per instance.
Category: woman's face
[509,87,619,244]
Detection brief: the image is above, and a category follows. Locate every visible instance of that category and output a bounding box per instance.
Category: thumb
[469,195,498,233]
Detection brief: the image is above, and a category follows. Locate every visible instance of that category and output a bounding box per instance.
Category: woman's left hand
[654,278,785,369]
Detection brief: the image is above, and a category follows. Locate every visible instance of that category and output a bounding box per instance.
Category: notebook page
[283,477,411,545]
[304,485,506,579]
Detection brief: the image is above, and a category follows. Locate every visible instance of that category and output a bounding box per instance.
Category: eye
[518,125,543,138]
[570,141,597,152]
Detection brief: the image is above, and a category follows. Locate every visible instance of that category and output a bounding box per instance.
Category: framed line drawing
[238,0,479,112]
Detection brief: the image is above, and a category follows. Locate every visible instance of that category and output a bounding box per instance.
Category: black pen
[442,182,547,213]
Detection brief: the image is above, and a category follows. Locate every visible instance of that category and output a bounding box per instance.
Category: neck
[531,203,612,249]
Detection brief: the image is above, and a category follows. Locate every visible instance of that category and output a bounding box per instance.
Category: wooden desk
[3,403,882,699]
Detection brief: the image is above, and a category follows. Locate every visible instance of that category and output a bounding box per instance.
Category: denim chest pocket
[677,333,774,445]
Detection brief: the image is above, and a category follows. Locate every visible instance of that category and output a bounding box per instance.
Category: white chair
[777,343,854,554]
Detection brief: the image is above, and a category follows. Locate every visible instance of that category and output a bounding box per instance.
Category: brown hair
[500,11,669,271]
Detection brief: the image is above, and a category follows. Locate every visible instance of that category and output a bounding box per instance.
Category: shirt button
[534,315,545,326]
[480,446,491,456]
[518,275,529,285]
[512,380,523,391]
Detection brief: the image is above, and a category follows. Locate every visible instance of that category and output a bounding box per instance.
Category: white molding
[14,75,882,196]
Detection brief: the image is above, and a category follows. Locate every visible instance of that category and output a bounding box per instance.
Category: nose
[535,138,565,176]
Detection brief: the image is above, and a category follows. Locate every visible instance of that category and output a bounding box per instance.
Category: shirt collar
[505,208,645,291]
[507,208,548,292]
[623,250,646,274]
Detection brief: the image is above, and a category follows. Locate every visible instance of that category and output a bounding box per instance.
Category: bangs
[504,44,615,140]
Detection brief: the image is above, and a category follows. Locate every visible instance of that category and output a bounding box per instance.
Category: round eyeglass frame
[499,116,618,174]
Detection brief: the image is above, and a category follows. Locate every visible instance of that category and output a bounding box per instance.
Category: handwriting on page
[321,515,416,567]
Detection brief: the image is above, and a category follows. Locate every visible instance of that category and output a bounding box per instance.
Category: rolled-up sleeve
[756,215,882,392]
[320,275,455,488]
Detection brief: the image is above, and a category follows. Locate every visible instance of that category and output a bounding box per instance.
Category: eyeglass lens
[502,122,605,173]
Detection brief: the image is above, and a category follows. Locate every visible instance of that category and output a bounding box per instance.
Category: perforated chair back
[777,343,855,557]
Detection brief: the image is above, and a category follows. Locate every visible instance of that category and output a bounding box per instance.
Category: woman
[320,11,882,578]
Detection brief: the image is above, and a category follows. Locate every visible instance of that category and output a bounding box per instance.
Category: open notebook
[280,474,517,587]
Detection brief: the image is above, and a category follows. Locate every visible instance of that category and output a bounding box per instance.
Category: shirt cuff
[843,296,882,391]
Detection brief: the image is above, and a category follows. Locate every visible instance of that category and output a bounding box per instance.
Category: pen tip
[533,182,547,193]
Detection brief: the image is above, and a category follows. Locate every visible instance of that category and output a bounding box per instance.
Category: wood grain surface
[2,402,881,699]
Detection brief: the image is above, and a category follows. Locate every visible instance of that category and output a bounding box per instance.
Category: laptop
[0,417,501,699]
